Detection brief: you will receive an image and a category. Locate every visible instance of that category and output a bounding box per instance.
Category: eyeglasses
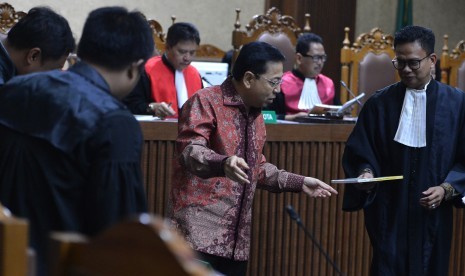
[300,53,327,62]
[392,55,430,70]
[256,74,282,89]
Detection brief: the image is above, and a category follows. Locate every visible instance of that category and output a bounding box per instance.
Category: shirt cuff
[209,154,229,177]
[287,173,306,192]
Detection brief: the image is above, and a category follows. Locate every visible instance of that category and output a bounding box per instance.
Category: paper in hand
[331,175,403,184]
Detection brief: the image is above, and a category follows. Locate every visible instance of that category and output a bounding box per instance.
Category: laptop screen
[191,61,229,87]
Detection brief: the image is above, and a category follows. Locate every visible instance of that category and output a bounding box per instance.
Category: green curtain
[395,0,413,31]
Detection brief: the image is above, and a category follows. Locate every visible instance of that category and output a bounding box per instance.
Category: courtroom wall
[356,0,465,53]
[9,0,465,58]
[7,0,265,52]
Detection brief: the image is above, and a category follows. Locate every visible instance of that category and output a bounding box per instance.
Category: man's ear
[127,59,145,80]
[26,48,42,65]
[295,53,303,66]
[429,53,437,65]
[243,71,256,89]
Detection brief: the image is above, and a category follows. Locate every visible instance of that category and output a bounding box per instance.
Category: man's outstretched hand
[302,177,338,198]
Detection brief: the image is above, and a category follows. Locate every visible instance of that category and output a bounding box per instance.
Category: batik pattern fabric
[169,77,304,261]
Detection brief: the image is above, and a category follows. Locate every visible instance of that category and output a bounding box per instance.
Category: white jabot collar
[394,81,430,148]
[298,78,321,110]
[175,70,188,108]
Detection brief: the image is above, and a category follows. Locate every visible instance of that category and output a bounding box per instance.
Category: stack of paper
[331,175,403,184]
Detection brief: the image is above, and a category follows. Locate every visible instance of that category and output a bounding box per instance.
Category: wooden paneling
[264,0,357,102]
[140,121,177,214]
[140,121,465,276]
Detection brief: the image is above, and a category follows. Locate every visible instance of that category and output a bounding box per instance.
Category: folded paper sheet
[331,175,403,184]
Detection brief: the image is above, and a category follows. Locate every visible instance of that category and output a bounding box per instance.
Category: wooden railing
[139,121,465,276]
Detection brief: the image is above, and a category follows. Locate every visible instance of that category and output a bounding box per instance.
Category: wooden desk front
[139,121,465,276]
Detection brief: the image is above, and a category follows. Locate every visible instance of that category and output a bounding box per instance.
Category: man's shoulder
[145,55,163,68]
[185,64,201,78]
[317,73,333,83]
[436,80,464,94]
[3,70,68,92]
[282,71,299,82]
[194,84,222,98]
[372,82,401,97]
[281,71,302,92]
[2,70,123,114]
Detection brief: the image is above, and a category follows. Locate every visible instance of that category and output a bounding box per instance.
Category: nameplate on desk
[262,110,277,124]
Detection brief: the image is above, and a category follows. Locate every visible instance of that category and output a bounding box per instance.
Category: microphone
[340,81,362,106]
[285,204,301,224]
[286,205,344,276]
[201,76,213,86]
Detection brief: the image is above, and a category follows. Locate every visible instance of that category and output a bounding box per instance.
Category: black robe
[342,80,465,275]
[0,40,15,86]
[0,62,147,276]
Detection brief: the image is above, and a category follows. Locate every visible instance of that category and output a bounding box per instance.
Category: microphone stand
[340,80,363,106]
[201,76,213,86]
[286,205,344,276]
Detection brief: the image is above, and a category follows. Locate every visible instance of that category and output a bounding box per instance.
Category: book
[331,175,403,184]
[310,93,365,115]
[309,104,342,114]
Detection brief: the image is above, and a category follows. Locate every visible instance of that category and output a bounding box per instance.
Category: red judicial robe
[145,55,202,115]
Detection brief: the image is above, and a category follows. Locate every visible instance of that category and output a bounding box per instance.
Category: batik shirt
[169,77,305,261]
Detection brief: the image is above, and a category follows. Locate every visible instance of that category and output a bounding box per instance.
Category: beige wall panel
[356,0,465,53]
[7,0,265,52]
[7,0,465,56]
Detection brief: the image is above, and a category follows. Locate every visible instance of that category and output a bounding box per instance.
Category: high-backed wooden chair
[147,15,176,56]
[49,214,212,276]
[340,27,399,108]
[194,44,226,62]
[0,2,26,34]
[232,7,311,72]
[441,35,465,92]
[0,202,34,276]
[147,19,165,56]
[147,15,224,62]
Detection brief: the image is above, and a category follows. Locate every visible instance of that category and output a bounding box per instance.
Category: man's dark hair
[166,22,200,48]
[394,25,435,55]
[7,7,75,62]
[77,7,154,70]
[232,41,285,81]
[296,33,323,55]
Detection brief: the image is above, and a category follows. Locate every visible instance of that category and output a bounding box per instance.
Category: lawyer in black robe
[0,62,147,275]
[342,79,465,275]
